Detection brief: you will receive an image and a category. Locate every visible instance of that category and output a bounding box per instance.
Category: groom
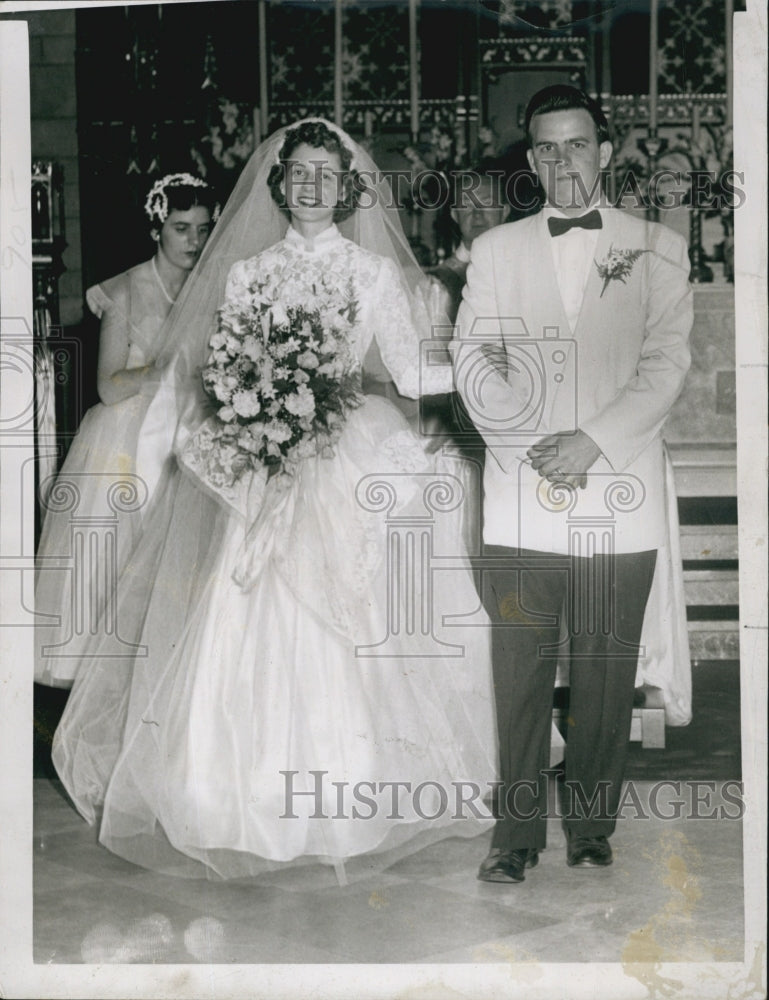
[452,85,693,882]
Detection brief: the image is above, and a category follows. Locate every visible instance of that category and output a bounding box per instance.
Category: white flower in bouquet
[248,287,269,311]
[296,350,319,370]
[237,430,261,454]
[220,309,247,337]
[293,437,318,461]
[241,335,262,362]
[232,390,261,419]
[264,420,292,444]
[318,353,347,378]
[284,385,316,418]
[210,380,231,404]
[276,336,302,357]
[270,301,289,327]
[322,334,339,354]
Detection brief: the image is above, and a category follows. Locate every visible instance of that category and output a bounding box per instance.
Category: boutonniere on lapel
[594,245,649,298]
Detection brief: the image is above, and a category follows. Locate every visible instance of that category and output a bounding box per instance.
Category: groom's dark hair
[524,85,611,146]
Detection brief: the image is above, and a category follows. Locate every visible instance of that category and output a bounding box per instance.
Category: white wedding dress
[53,226,498,879]
[35,260,174,688]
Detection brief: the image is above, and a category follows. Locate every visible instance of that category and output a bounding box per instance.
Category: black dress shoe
[477,848,539,883]
[566,835,613,868]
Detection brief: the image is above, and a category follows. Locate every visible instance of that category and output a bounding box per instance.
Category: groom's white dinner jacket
[452,206,693,555]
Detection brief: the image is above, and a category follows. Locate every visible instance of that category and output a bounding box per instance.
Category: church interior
[0,0,752,978]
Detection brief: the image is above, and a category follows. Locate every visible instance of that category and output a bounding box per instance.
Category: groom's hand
[527,430,602,490]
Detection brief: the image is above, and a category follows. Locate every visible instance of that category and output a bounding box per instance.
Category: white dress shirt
[453,241,472,264]
[543,205,602,332]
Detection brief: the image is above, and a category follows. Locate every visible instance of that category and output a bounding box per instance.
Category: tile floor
[33,777,744,965]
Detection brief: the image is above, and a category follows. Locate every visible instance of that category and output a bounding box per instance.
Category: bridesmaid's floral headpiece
[144,173,221,224]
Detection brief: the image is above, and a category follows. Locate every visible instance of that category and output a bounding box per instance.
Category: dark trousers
[481,545,657,850]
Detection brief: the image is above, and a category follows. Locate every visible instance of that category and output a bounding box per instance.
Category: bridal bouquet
[199,274,363,485]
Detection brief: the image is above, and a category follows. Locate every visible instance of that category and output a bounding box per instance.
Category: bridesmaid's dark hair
[268,120,362,223]
[164,182,219,217]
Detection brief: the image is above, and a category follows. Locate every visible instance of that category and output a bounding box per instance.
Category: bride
[52,119,497,881]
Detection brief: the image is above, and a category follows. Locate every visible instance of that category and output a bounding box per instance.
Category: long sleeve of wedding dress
[364,257,454,399]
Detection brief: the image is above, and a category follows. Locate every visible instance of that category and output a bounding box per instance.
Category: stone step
[683,568,739,605]
[687,620,740,661]
[679,523,738,561]
[629,707,666,748]
[554,702,667,749]
[669,445,736,497]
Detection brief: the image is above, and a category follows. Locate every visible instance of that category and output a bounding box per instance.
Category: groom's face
[527,107,612,215]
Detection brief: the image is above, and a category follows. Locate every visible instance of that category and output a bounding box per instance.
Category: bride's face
[283,143,344,229]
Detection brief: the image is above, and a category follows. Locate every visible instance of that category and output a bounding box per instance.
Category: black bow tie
[547,209,603,237]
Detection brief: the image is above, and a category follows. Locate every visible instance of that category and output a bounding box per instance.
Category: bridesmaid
[35,174,217,688]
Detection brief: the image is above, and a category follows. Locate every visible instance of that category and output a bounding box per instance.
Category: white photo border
[1,1,766,997]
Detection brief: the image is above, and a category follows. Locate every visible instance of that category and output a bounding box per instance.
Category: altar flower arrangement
[200,274,363,484]
[401,122,499,264]
[402,145,428,175]
[402,122,482,176]
[190,98,255,197]
[594,246,650,298]
[476,127,497,160]
[667,122,735,279]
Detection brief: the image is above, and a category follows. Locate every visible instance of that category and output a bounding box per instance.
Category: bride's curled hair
[267,120,363,223]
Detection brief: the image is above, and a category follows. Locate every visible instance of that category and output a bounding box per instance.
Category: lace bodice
[222,225,453,398]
